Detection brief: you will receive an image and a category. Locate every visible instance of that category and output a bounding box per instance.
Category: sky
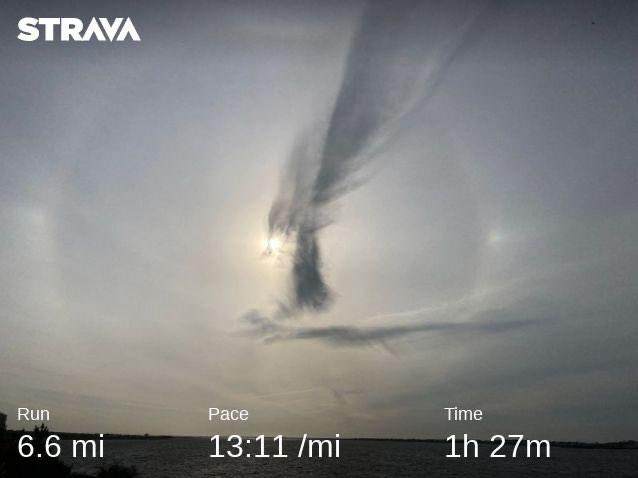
[1,0,637,442]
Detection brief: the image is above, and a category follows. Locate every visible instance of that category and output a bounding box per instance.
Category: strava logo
[17,17,141,42]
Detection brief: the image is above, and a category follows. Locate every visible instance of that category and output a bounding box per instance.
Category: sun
[264,236,282,255]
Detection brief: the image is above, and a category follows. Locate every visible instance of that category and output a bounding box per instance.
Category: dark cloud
[265,0,486,316]
[242,307,545,349]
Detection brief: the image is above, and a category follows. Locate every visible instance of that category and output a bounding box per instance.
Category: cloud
[242,307,545,349]
[264,0,487,317]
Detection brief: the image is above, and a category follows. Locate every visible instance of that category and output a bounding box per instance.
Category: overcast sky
[1,0,637,441]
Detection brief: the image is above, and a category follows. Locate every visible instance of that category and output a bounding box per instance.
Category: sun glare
[264,237,282,255]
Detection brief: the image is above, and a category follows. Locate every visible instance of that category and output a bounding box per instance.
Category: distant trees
[95,464,138,478]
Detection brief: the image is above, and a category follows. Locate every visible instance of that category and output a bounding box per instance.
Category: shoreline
[7,430,637,450]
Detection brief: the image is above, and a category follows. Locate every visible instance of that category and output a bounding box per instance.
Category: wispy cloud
[242,306,545,349]
[261,0,487,317]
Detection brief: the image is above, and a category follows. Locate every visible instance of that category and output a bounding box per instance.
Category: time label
[446,434,551,458]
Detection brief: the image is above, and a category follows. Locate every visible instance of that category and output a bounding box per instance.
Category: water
[63,438,638,477]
